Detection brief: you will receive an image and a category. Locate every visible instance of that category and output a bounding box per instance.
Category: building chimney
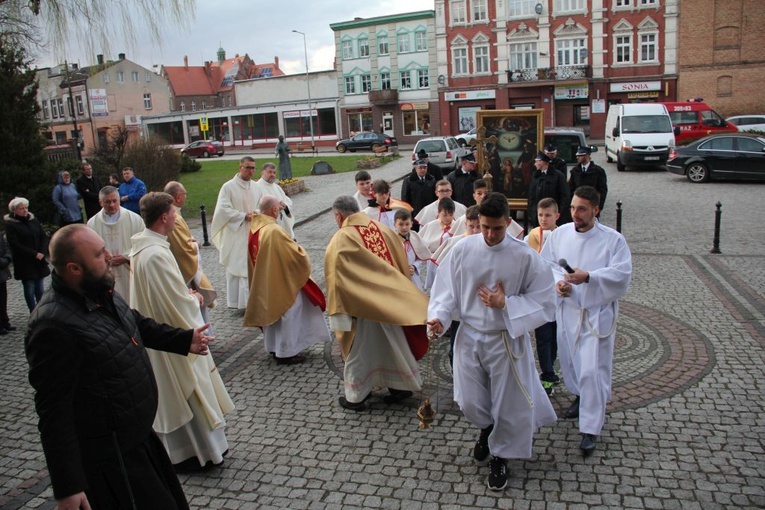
[204,61,212,76]
[96,54,104,65]
[274,56,279,70]
[184,55,188,70]
[118,53,126,60]
[71,63,79,70]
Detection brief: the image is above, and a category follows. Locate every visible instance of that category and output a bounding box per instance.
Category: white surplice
[211,174,261,308]
[451,214,524,239]
[399,230,431,291]
[362,206,396,230]
[87,207,145,302]
[428,234,557,459]
[540,221,632,436]
[415,199,467,226]
[263,291,331,358]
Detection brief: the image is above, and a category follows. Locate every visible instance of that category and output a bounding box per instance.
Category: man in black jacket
[544,143,569,180]
[416,149,444,181]
[25,224,213,510]
[446,152,479,206]
[401,159,437,229]
[75,161,103,220]
[528,152,570,228]
[569,146,608,213]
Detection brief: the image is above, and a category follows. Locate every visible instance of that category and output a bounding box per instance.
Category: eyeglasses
[436,189,451,194]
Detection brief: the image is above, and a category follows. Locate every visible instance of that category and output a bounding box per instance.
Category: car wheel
[686,162,710,183]
[616,153,625,172]
[371,143,381,151]
[336,144,347,153]
[202,150,210,158]
[606,153,613,163]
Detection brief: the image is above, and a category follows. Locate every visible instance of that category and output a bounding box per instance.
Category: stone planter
[279,179,306,197]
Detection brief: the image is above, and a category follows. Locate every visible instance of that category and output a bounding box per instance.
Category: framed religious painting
[473,109,544,209]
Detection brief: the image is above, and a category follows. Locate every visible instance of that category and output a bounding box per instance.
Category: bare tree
[0,0,195,57]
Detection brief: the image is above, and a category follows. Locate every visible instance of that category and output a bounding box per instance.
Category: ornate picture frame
[473,109,545,209]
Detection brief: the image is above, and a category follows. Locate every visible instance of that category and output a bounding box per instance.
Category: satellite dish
[535,3,543,14]
[437,75,446,85]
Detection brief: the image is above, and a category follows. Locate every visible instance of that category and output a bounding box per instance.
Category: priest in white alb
[211,156,262,309]
[87,186,144,302]
[540,185,632,456]
[254,162,295,239]
[427,193,557,492]
[130,192,235,471]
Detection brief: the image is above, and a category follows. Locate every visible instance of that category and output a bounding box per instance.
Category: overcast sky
[34,0,435,74]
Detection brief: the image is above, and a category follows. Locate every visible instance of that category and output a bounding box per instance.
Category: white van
[605,103,678,171]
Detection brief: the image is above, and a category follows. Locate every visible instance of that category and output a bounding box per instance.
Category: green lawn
[179,154,398,217]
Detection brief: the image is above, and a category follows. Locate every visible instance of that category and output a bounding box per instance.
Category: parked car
[663,101,737,144]
[666,133,765,183]
[412,136,470,171]
[726,115,765,133]
[544,128,598,166]
[180,140,225,158]
[335,132,397,153]
[455,128,478,147]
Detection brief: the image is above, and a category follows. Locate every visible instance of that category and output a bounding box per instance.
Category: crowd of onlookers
[0,161,147,332]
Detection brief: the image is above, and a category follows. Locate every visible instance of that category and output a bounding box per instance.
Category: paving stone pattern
[1,152,763,509]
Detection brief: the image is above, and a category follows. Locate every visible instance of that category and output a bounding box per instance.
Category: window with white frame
[451,0,467,23]
[51,98,58,118]
[473,0,488,21]
[58,99,64,118]
[116,71,124,83]
[342,40,354,60]
[615,35,632,63]
[474,45,490,73]
[145,71,151,82]
[42,100,49,119]
[378,35,389,55]
[415,30,427,51]
[400,71,412,90]
[555,0,585,13]
[67,96,74,117]
[131,71,139,82]
[640,0,657,5]
[509,42,538,69]
[344,75,356,94]
[76,95,84,115]
[509,0,536,17]
[452,46,468,74]
[361,74,372,92]
[640,33,657,62]
[397,32,411,53]
[417,69,429,88]
[358,37,370,57]
[144,93,152,110]
[380,72,391,90]
[614,0,632,7]
[556,38,587,66]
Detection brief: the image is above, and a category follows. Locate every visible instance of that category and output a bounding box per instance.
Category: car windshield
[418,141,446,153]
[622,115,673,134]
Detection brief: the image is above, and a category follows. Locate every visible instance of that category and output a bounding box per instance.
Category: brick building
[677,0,765,118]
[435,0,680,138]
[330,11,440,144]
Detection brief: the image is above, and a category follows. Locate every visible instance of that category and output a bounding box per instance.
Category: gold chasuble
[325,212,428,359]
[167,206,216,305]
[243,214,312,327]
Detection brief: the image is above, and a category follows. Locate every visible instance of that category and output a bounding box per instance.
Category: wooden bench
[294,142,318,155]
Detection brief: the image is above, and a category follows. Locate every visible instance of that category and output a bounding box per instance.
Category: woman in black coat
[4,197,50,311]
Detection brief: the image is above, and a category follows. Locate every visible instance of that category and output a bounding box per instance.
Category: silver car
[412,136,470,171]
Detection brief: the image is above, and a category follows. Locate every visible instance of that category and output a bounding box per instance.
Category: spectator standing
[527,152,570,228]
[446,152,479,206]
[75,161,103,220]
[118,167,147,215]
[416,149,444,181]
[568,146,608,213]
[52,171,83,226]
[4,197,50,311]
[401,159,437,225]
[0,233,13,334]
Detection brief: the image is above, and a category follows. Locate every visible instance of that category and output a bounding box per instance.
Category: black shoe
[338,394,370,412]
[383,388,413,404]
[275,354,305,365]
[487,456,508,491]
[173,457,214,473]
[473,424,493,462]
[580,433,597,456]
[564,396,580,419]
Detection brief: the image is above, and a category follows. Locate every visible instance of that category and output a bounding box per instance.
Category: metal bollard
[616,201,623,233]
[200,204,211,246]
[710,201,722,254]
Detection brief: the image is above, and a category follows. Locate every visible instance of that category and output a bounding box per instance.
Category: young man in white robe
[130,192,235,471]
[427,192,557,492]
[211,156,262,309]
[540,185,632,456]
[86,186,144,302]
[361,179,412,231]
[415,179,467,227]
[254,162,296,240]
[244,195,331,365]
[352,170,374,210]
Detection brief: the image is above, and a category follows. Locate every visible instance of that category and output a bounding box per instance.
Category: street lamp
[292,29,316,153]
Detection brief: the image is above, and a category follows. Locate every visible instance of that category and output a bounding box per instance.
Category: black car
[666,133,765,183]
[336,132,397,153]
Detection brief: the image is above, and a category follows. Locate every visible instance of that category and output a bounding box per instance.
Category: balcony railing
[369,89,399,105]
[506,66,591,83]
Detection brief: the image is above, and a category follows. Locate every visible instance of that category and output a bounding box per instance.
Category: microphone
[558,258,575,274]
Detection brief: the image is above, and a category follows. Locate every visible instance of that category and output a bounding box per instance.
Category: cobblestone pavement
[1,151,763,509]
